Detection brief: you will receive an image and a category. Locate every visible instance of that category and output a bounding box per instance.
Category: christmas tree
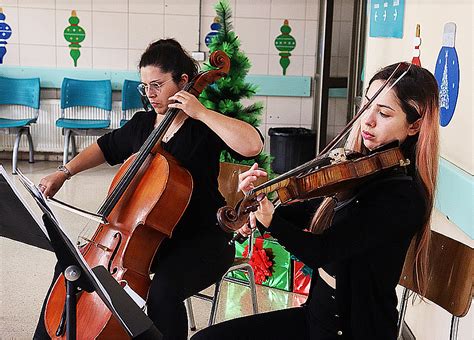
[199,0,273,175]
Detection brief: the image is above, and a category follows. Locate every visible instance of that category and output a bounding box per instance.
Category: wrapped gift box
[227,234,292,291]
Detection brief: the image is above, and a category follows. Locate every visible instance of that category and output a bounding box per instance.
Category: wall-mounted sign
[434,22,459,127]
[369,0,405,38]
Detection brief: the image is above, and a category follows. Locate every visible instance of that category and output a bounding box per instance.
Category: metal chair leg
[12,128,25,174]
[245,264,259,314]
[397,287,409,339]
[63,129,72,165]
[208,280,222,326]
[71,133,77,158]
[450,315,459,340]
[185,298,197,331]
[26,128,35,163]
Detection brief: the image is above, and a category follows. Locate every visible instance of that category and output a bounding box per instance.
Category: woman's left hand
[168,91,206,120]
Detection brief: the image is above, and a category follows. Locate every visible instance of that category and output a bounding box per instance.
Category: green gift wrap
[227,235,292,291]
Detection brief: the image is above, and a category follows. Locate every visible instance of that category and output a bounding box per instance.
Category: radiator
[0,100,129,153]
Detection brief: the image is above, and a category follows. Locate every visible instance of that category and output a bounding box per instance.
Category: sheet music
[0,165,49,239]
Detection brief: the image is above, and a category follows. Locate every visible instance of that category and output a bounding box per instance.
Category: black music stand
[2,167,162,340]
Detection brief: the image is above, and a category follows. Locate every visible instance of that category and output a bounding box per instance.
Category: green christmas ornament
[274,19,296,75]
[64,10,85,67]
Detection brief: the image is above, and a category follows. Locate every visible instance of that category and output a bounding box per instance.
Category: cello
[44,50,230,339]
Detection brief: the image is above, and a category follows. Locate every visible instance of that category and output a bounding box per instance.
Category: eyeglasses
[137,78,174,96]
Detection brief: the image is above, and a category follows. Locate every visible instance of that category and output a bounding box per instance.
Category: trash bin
[269,127,316,174]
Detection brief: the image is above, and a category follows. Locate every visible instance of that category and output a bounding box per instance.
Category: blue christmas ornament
[0,8,13,64]
[434,23,460,127]
[205,17,221,47]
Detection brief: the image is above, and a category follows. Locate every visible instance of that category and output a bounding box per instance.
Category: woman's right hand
[237,163,274,228]
[38,171,68,198]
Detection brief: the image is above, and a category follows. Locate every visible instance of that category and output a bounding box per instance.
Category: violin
[44,51,230,339]
[217,62,412,233]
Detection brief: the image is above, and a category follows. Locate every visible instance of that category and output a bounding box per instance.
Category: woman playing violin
[34,38,263,339]
[192,63,439,340]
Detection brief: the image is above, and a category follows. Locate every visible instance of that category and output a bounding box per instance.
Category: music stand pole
[64,265,81,340]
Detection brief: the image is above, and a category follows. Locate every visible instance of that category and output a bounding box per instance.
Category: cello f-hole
[107,232,122,273]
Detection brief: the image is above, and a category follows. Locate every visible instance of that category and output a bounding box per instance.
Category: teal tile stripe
[0,66,312,96]
[435,157,473,238]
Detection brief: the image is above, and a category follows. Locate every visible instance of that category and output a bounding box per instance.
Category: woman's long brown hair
[310,64,440,295]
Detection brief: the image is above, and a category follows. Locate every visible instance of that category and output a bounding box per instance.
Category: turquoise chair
[120,79,145,127]
[56,78,112,165]
[0,76,40,174]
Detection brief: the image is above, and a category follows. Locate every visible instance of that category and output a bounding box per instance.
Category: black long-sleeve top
[267,167,427,339]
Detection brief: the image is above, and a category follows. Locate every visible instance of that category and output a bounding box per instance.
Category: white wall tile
[333,0,342,21]
[1,6,18,44]
[339,20,351,57]
[56,46,92,68]
[19,44,55,66]
[303,56,315,77]
[235,0,270,18]
[128,49,142,70]
[304,20,318,56]
[266,96,302,124]
[270,0,305,20]
[330,21,340,57]
[18,8,55,45]
[93,0,127,13]
[305,0,319,20]
[247,53,269,75]
[1,43,19,65]
[268,54,303,76]
[18,0,54,9]
[56,10,92,48]
[56,0,92,11]
[201,0,236,17]
[334,97,348,125]
[129,0,164,14]
[234,17,270,55]
[93,47,127,69]
[340,0,354,21]
[337,56,348,77]
[301,97,314,125]
[164,0,199,16]
[164,15,199,52]
[330,56,338,77]
[270,19,304,56]
[128,13,164,50]
[92,12,127,48]
[0,0,18,6]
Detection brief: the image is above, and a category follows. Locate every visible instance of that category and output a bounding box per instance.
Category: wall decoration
[369,0,405,38]
[274,19,296,76]
[0,8,12,64]
[411,24,421,66]
[434,22,459,127]
[64,10,85,67]
[205,17,221,47]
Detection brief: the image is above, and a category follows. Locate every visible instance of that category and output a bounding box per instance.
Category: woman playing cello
[34,38,263,339]
[192,63,440,339]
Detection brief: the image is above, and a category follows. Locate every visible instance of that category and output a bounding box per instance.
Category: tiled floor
[0,160,306,339]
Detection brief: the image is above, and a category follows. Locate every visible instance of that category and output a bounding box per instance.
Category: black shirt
[268,168,427,339]
[97,110,248,239]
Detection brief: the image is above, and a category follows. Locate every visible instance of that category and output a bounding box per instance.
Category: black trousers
[33,228,235,340]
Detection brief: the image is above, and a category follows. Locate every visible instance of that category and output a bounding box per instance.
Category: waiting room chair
[186,162,266,330]
[120,79,143,127]
[397,230,473,340]
[0,76,40,174]
[56,78,112,165]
